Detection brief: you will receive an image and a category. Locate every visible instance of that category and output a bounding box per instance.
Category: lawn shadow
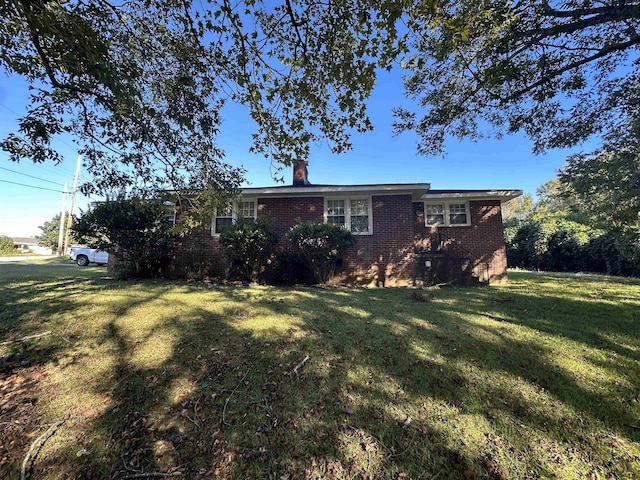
[2,271,639,478]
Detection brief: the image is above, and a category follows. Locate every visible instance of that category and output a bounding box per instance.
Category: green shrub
[0,235,15,256]
[264,251,314,285]
[220,217,277,282]
[286,222,356,284]
[73,197,175,278]
[505,215,640,276]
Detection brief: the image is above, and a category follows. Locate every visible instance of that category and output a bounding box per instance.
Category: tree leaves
[398,0,640,155]
[3,0,638,196]
[560,125,640,236]
[2,0,405,196]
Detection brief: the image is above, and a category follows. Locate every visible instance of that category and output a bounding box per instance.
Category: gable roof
[11,237,38,244]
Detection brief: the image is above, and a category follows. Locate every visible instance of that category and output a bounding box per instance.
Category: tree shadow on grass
[12,284,484,479]
[2,276,639,479]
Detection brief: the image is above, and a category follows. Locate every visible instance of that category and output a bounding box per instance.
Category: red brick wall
[413,200,508,284]
[338,194,415,285]
[171,218,228,278]
[174,195,508,285]
[257,197,324,237]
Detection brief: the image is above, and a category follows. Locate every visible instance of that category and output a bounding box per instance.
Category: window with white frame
[326,199,346,226]
[163,201,176,227]
[325,197,372,234]
[236,200,256,219]
[424,201,470,226]
[425,203,445,225]
[212,199,257,235]
[213,203,233,235]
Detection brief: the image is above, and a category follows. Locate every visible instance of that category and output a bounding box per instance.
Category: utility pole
[63,154,82,254]
[57,182,68,256]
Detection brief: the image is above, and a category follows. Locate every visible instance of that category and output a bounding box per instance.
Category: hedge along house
[175,161,521,285]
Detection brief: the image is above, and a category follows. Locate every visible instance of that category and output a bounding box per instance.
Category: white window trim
[324,196,373,235]
[211,198,258,236]
[424,201,471,227]
[163,201,176,227]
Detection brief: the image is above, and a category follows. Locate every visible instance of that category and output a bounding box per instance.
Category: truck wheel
[77,255,89,267]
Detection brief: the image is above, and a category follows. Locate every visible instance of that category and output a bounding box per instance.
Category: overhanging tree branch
[539,0,640,19]
[506,34,640,101]
[520,6,640,40]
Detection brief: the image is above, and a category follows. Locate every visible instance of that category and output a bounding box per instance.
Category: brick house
[175,162,521,285]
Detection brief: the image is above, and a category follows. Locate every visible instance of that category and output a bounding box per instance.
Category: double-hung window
[325,197,372,234]
[236,199,256,220]
[424,201,470,227]
[163,201,176,227]
[425,204,445,226]
[326,199,346,226]
[212,199,257,235]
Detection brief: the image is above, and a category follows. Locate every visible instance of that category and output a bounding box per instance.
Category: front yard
[1,260,639,479]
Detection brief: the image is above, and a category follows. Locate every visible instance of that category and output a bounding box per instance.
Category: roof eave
[241,183,431,201]
[421,190,523,202]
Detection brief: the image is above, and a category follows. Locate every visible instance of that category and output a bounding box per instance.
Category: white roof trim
[421,190,522,202]
[241,183,430,200]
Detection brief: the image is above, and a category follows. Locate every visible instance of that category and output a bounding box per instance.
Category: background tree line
[503,179,640,276]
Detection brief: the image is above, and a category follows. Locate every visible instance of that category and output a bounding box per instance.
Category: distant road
[0,255,58,263]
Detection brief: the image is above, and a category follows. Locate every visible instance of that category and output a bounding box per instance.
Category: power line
[28,162,76,179]
[0,166,64,186]
[0,179,64,193]
[0,151,77,179]
[0,102,79,155]
[0,102,22,117]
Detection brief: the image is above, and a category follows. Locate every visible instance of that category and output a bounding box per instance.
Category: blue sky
[1,67,582,237]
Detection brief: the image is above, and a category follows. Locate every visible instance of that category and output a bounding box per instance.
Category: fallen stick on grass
[2,331,52,346]
[120,473,183,479]
[289,355,310,380]
[222,371,248,427]
[21,417,68,480]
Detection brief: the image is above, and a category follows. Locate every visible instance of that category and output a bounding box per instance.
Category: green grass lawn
[1,263,639,479]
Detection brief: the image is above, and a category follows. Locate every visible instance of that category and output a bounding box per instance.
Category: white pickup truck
[69,248,109,267]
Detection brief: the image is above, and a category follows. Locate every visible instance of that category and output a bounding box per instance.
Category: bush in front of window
[286,222,357,284]
[219,217,277,282]
[263,251,315,285]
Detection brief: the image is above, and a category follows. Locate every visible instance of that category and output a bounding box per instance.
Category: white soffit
[421,190,522,202]
[241,183,431,201]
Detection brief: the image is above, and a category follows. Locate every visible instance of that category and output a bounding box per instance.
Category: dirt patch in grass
[0,355,49,478]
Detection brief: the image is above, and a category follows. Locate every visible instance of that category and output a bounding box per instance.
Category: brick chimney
[293,160,310,186]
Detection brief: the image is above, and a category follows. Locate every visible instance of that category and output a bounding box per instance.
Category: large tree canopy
[560,123,640,237]
[2,0,639,195]
[395,0,640,155]
[1,0,403,195]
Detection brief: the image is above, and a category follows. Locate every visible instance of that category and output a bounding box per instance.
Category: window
[326,199,346,226]
[349,199,370,234]
[448,203,468,225]
[213,203,233,235]
[424,201,470,227]
[163,201,176,227]
[324,197,372,234]
[236,200,256,219]
[425,204,445,225]
[212,199,257,235]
